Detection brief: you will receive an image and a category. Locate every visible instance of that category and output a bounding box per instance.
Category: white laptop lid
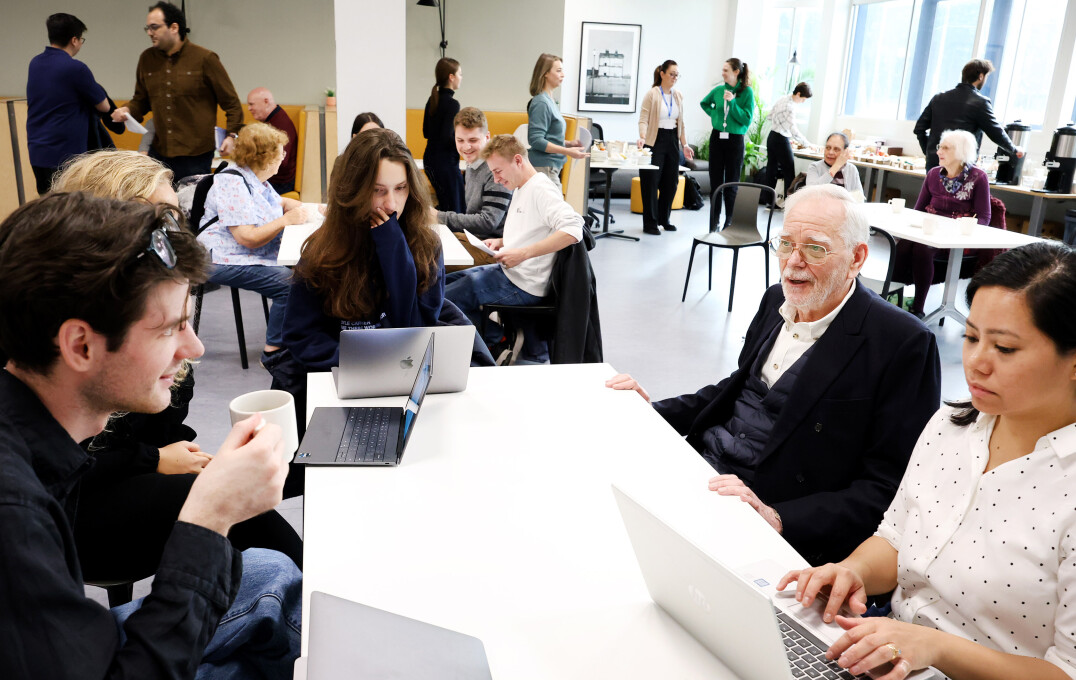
[336,326,472,398]
[306,591,493,680]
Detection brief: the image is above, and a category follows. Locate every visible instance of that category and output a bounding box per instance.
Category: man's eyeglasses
[136,211,181,269]
[144,23,165,33]
[769,236,831,265]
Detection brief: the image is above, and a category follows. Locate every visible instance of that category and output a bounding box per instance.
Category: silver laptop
[306,591,493,680]
[335,326,472,398]
[611,485,936,680]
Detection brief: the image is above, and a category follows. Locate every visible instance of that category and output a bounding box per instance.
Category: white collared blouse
[875,407,1076,675]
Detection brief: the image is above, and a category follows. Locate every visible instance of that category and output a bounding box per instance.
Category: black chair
[682,182,776,311]
[859,227,905,307]
[85,579,135,607]
[191,284,270,369]
[587,123,614,227]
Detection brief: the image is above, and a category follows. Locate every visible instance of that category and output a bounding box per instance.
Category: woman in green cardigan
[700,58,754,228]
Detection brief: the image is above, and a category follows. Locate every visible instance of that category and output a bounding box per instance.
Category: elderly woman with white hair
[895,128,991,318]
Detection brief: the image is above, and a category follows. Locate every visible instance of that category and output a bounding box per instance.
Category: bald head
[246,87,276,121]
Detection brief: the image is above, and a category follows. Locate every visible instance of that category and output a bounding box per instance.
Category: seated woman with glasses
[894,128,991,319]
[778,242,1076,680]
[282,127,444,371]
[805,131,863,197]
[198,122,309,364]
[49,150,303,582]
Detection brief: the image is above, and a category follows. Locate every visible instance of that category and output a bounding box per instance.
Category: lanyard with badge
[661,89,674,119]
[720,86,731,139]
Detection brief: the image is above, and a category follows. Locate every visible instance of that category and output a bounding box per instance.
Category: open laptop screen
[402,337,434,448]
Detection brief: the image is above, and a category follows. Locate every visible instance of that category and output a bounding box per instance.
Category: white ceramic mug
[229,390,299,463]
[922,214,938,235]
[888,197,905,213]
[957,216,977,236]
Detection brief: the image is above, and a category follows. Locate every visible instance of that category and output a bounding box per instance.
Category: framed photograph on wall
[577,22,642,113]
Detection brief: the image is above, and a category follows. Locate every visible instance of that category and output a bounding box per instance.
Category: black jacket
[551,229,603,363]
[914,82,1016,168]
[652,282,941,565]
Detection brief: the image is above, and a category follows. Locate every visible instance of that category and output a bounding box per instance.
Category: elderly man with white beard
[607,184,941,565]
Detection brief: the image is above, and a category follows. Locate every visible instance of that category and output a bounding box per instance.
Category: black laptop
[295,336,433,466]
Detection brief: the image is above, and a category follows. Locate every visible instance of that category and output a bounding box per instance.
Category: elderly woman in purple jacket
[895,129,991,318]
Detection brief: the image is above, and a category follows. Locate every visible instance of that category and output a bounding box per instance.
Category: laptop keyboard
[334,408,394,463]
[776,610,857,679]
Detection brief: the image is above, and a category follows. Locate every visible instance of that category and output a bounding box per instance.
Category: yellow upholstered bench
[630,175,685,213]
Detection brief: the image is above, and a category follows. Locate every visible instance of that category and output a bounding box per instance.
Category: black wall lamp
[417,0,448,59]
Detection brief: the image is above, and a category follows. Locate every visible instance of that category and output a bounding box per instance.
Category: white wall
[405,0,566,113]
[560,0,732,146]
[1,0,336,105]
[337,0,406,147]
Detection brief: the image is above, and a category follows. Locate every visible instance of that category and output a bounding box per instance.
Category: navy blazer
[653,282,941,565]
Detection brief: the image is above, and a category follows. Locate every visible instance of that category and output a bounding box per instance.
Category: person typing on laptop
[282,128,445,372]
[778,243,1076,680]
[607,184,941,566]
[0,194,300,678]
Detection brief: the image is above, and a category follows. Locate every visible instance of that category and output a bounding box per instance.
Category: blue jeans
[112,548,302,680]
[209,264,292,347]
[445,264,548,362]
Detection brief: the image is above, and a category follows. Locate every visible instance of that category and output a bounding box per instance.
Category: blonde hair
[232,122,288,173]
[52,149,172,201]
[529,53,562,97]
[482,134,527,163]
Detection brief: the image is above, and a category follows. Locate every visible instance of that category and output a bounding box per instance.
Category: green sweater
[700,83,754,135]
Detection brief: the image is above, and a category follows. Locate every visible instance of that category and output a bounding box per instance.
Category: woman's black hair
[948,241,1076,426]
[726,58,749,93]
[351,112,384,136]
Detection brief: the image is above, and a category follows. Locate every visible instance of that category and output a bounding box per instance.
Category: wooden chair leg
[230,287,249,370]
[682,242,699,302]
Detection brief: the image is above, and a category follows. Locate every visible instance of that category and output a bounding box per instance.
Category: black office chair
[682,182,776,311]
[190,284,270,369]
[587,122,614,227]
[85,579,136,607]
[859,227,906,307]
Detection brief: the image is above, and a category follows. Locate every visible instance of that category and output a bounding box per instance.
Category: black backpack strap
[191,167,254,236]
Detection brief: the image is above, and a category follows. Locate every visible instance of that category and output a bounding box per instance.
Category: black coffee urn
[993,120,1030,185]
[1044,122,1076,193]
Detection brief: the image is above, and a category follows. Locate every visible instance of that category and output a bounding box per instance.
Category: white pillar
[334,0,407,151]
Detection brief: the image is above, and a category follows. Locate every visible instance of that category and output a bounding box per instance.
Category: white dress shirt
[760,281,856,388]
[875,407,1076,675]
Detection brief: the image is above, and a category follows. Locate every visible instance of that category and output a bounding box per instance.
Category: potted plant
[325,88,336,108]
[741,78,767,182]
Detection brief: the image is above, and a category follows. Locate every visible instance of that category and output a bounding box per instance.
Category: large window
[843,0,1066,127]
[844,0,915,118]
[756,4,821,120]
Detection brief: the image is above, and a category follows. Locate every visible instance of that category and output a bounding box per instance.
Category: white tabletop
[590,161,659,171]
[859,202,1043,250]
[277,222,473,267]
[301,364,807,678]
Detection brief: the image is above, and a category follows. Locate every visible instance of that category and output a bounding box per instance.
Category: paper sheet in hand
[214,126,229,150]
[464,230,498,257]
[124,116,148,135]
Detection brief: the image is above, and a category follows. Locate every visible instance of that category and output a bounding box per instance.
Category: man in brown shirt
[247,87,298,195]
[113,1,243,182]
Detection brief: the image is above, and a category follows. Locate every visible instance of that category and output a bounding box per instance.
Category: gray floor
[86,196,969,605]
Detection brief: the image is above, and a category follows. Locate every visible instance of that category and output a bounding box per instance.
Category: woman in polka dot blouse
[777,241,1076,680]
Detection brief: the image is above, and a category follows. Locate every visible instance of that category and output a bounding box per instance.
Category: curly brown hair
[232,122,288,174]
[295,128,440,321]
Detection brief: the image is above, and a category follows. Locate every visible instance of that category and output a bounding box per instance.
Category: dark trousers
[893,240,943,314]
[151,149,214,185]
[766,130,796,191]
[708,131,746,225]
[75,471,304,581]
[424,156,465,213]
[640,129,681,228]
[31,165,57,195]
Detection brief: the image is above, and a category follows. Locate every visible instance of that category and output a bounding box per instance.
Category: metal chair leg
[105,582,134,607]
[261,295,270,322]
[682,241,699,302]
[707,248,713,291]
[191,284,204,335]
[230,287,249,370]
[728,249,739,312]
[763,245,770,288]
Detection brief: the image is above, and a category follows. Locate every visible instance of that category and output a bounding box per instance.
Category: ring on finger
[886,642,901,661]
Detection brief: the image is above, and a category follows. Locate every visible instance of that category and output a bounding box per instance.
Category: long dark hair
[430,57,460,110]
[726,57,749,93]
[653,60,677,88]
[948,241,1076,426]
[296,129,440,322]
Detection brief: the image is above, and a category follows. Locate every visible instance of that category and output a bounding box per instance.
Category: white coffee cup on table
[229,390,298,463]
[957,216,977,236]
[888,197,905,213]
[922,214,938,235]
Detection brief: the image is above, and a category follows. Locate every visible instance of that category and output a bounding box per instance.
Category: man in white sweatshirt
[444,134,584,363]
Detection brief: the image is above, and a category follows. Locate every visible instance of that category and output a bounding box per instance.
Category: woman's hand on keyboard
[776,563,868,624]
